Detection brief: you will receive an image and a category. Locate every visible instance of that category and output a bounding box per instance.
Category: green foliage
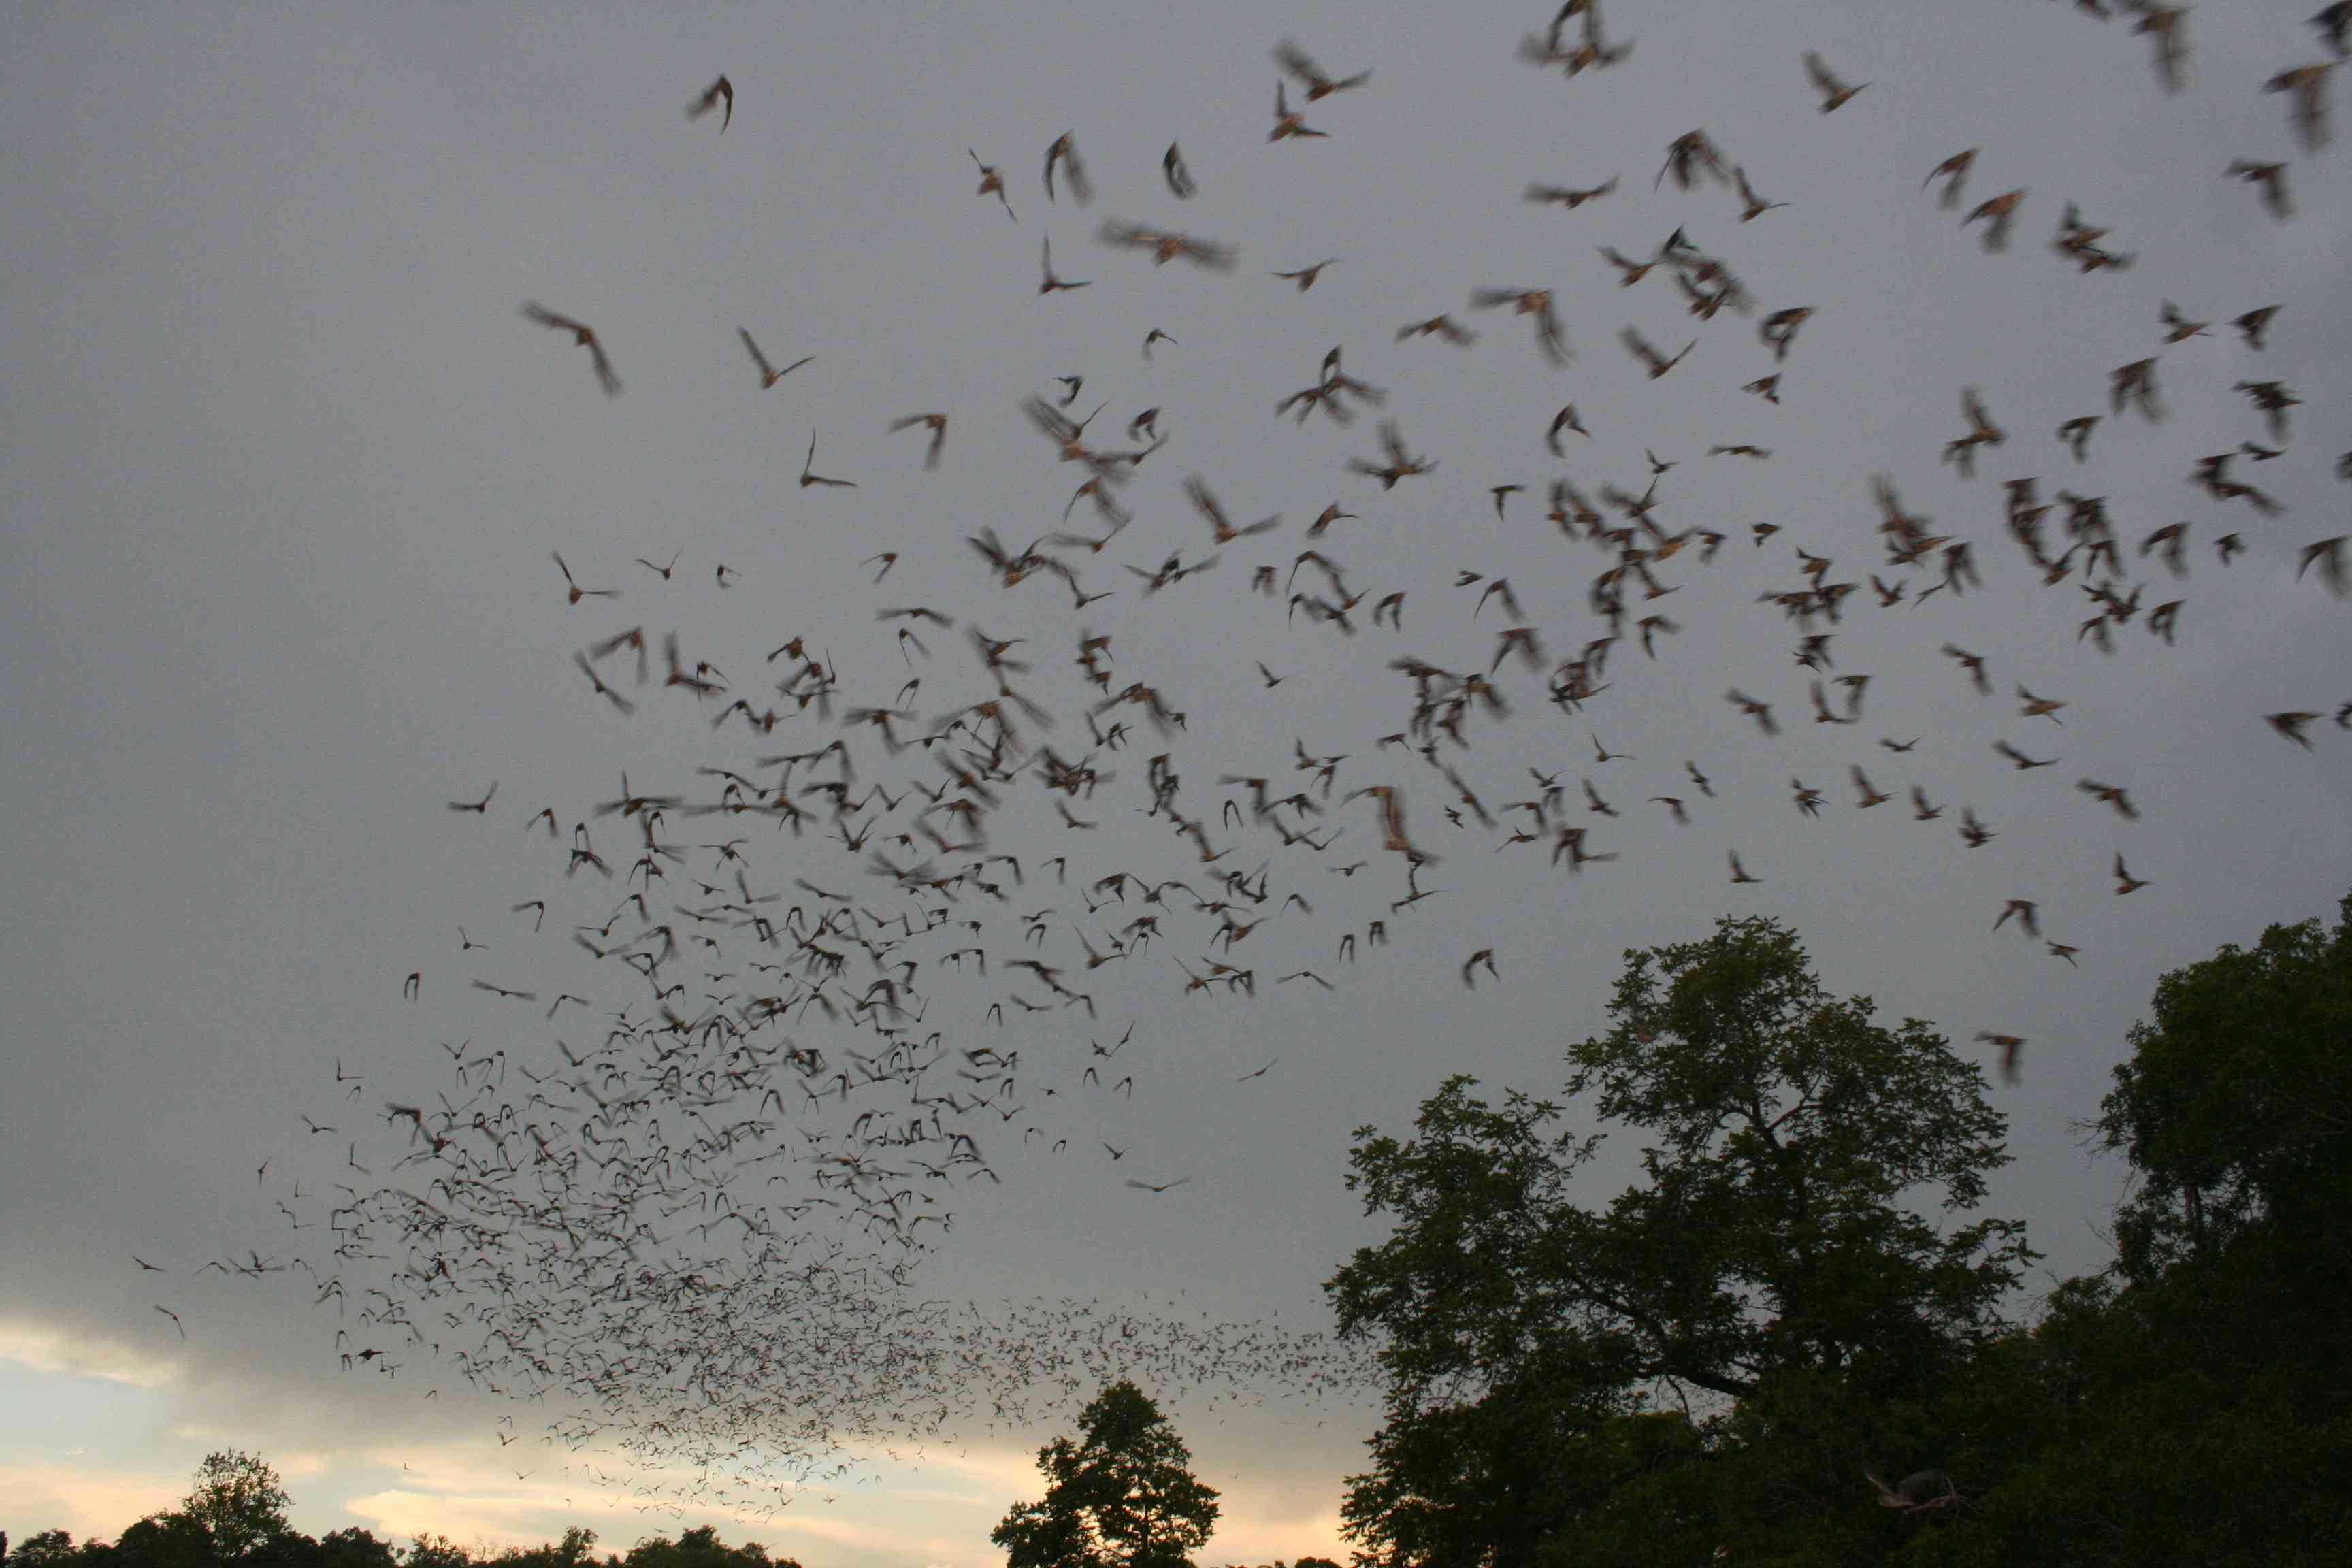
[1886,893,2352,1567]
[991,1380,1220,1568]
[2098,890,2352,1288]
[1881,1270,2352,1567]
[183,1451,291,1561]
[1326,915,2033,1565]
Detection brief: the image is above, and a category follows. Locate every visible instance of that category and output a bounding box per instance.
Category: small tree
[492,1528,598,1568]
[621,1527,784,1567]
[992,1381,1220,1568]
[183,1450,291,1560]
[312,1529,398,1568]
[404,1535,472,1568]
[10,1534,71,1567]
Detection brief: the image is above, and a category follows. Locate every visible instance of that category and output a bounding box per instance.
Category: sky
[5,1,2351,1563]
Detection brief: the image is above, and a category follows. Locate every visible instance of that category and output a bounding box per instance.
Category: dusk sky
[5,3,2350,1565]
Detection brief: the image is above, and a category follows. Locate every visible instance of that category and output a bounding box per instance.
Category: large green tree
[991,1381,1220,1568]
[1894,892,2352,1567]
[2098,889,2352,1290]
[1326,914,2033,1567]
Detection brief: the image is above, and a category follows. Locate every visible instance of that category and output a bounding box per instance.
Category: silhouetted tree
[311,1529,397,1568]
[992,1380,1220,1568]
[402,1535,473,1568]
[2100,890,2352,1288]
[1327,914,2033,1566]
[182,1450,290,1561]
[9,1535,70,1568]
[619,1527,788,1568]
[1895,891,2352,1567]
[491,1526,599,1568]
[110,1512,216,1568]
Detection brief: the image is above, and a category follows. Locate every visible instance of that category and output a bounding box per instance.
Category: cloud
[0,1319,183,1390]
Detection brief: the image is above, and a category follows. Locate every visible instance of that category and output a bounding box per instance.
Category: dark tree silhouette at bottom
[991,1379,1220,1568]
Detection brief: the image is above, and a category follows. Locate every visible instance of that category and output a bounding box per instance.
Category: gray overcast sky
[5,1,2351,1563]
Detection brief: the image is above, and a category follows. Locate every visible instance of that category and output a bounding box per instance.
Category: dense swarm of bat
[139,1,2352,1522]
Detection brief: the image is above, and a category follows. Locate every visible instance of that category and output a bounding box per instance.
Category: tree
[1325,914,2034,1566]
[1891,892,2352,1567]
[491,1528,599,1568]
[110,1512,218,1568]
[991,1380,1220,1568]
[621,1527,786,1568]
[2097,889,2352,1289]
[312,1530,397,1568]
[10,1535,73,1568]
[182,1450,291,1561]
[242,1536,318,1568]
[402,1535,473,1568]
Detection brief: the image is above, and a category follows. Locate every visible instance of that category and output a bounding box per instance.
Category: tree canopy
[1326,914,2035,1565]
[182,1451,293,1561]
[991,1380,1221,1568]
[2098,889,2352,1289]
[1893,892,2352,1567]
[1322,900,2352,1567]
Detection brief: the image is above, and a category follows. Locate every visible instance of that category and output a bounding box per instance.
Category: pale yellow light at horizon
[1,1352,1349,1567]
[0,1462,184,1546]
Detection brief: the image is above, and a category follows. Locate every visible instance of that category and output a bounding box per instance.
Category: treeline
[0,1450,807,1568]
